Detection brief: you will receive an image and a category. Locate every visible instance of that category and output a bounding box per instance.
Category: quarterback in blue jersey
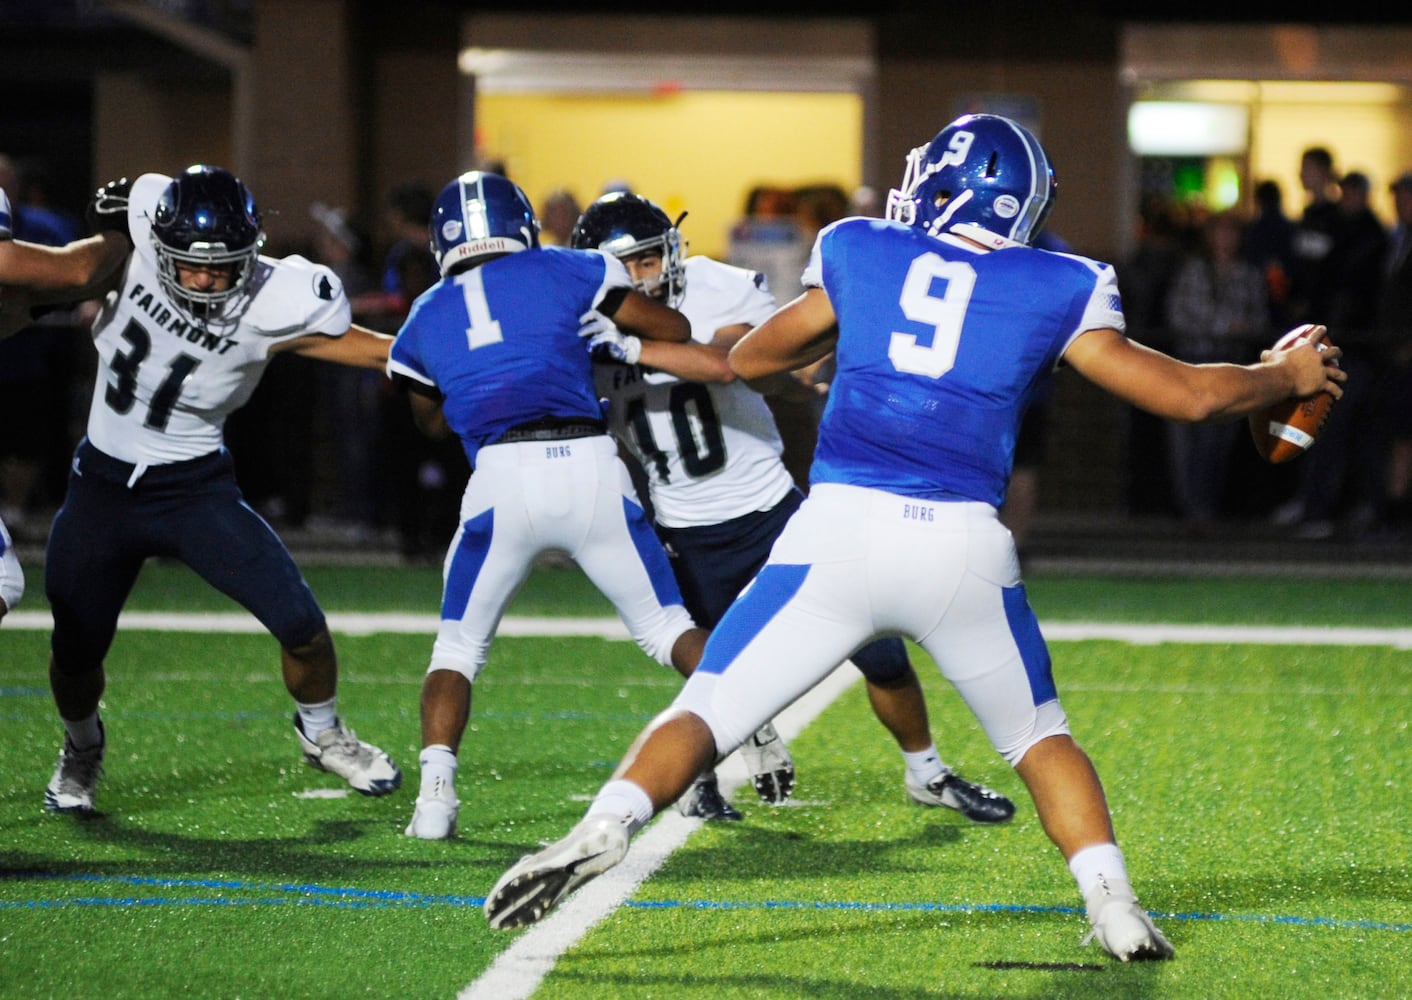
[387,172,709,841]
[484,116,1345,957]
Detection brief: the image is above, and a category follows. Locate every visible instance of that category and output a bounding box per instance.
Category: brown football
[1248,324,1337,464]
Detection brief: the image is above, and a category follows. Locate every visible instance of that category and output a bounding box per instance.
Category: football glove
[587,328,642,365]
[85,178,134,246]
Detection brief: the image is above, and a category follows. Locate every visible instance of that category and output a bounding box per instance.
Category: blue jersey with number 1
[803,218,1125,507]
[388,245,634,466]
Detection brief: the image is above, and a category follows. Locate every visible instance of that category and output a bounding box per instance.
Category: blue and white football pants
[431,433,696,681]
[0,515,22,612]
[674,482,1071,767]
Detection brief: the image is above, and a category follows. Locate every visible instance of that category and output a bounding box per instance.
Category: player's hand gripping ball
[1248,324,1338,464]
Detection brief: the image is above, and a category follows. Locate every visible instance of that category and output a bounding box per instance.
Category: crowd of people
[1117,147,1412,540]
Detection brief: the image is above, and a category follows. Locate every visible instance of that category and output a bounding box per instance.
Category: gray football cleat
[44,723,106,814]
[294,715,402,796]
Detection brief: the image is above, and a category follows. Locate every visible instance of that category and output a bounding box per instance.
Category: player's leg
[42,463,143,813]
[404,448,547,837]
[173,459,400,796]
[915,506,1172,961]
[657,494,801,805]
[852,638,1014,823]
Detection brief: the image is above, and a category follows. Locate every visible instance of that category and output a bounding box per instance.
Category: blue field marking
[0,873,484,909]
[4,874,1409,933]
[622,897,1412,933]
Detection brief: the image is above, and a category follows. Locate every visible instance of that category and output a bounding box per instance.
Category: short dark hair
[1302,147,1334,173]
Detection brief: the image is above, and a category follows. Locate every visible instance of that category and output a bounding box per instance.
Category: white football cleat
[1082,877,1175,962]
[738,722,795,805]
[405,776,459,839]
[484,813,631,930]
[294,715,402,796]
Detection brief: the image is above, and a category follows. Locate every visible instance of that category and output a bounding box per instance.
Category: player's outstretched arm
[277,322,394,371]
[1063,325,1345,422]
[0,232,131,340]
[729,288,839,387]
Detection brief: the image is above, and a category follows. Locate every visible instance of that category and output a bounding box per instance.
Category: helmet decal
[430,172,540,277]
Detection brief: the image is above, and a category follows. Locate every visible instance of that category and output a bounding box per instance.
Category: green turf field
[1,562,1408,998]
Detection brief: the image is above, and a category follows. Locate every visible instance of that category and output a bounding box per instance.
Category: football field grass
[0,560,1408,998]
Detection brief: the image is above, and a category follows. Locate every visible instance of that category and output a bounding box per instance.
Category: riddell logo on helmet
[993,195,1020,219]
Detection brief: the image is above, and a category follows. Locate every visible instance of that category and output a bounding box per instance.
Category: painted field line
[8,611,1412,648]
[459,662,861,1000]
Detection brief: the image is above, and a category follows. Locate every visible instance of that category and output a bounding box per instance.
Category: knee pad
[992,699,1071,766]
[631,605,697,668]
[850,636,911,684]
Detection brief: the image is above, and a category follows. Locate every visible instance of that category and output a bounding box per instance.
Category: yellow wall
[474,90,862,260]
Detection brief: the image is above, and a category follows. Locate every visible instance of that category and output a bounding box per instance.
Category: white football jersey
[595,255,795,527]
[85,173,351,465]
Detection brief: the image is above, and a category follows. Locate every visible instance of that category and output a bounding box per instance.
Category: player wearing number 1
[485,115,1343,958]
[387,172,709,841]
[42,166,403,815]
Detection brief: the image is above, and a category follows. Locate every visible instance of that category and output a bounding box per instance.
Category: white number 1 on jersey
[888,252,975,378]
[456,268,504,349]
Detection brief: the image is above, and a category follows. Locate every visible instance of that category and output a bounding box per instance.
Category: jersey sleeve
[591,250,635,307]
[387,299,436,390]
[1058,259,1126,357]
[0,189,11,239]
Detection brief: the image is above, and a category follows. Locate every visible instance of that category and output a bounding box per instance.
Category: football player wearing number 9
[485,115,1344,957]
[42,165,403,816]
[573,191,1014,825]
[386,172,709,841]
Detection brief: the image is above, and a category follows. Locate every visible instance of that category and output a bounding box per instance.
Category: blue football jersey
[388,245,633,465]
[804,218,1124,506]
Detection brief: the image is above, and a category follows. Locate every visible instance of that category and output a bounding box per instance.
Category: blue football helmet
[569,191,687,307]
[885,114,1055,246]
[150,164,264,316]
[430,171,540,277]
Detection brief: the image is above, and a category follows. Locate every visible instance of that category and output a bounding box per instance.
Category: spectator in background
[538,188,582,247]
[1285,146,1342,330]
[1242,179,1297,328]
[1163,209,1271,530]
[1378,172,1412,530]
[1114,194,1189,516]
[1274,170,1390,539]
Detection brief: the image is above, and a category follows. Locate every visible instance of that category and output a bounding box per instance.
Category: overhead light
[1128,101,1248,156]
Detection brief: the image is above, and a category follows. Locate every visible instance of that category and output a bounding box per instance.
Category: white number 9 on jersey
[888,252,975,378]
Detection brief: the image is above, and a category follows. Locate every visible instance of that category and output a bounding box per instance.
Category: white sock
[902,746,947,784]
[295,697,338,740]
[1068,843,1133,902]
[588,779,654,836]
[64,713,104,751]
[418,744,457,797]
